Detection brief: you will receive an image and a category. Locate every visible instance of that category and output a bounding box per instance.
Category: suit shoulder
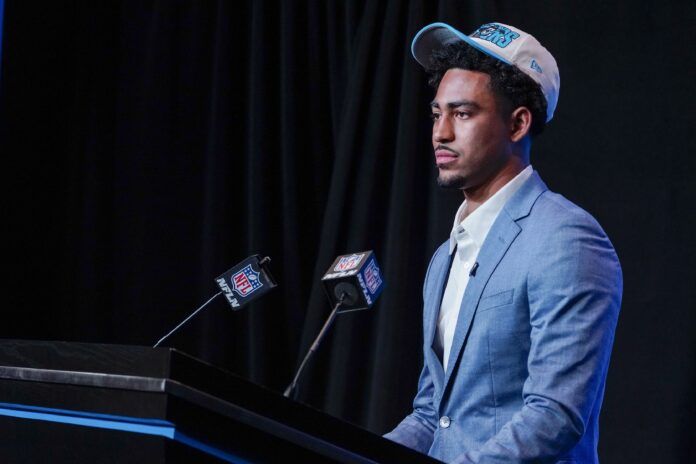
[522,189,620,262]
[524,190,622,275]
[531,190,607,234]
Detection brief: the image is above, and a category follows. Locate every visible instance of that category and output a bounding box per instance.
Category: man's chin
[437,173,466,189]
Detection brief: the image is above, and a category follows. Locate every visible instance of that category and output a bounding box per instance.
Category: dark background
[1,1,694,462]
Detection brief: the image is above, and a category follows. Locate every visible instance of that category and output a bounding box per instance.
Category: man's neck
[461,160,529,218]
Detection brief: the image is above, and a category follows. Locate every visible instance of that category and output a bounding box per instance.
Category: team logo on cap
[231,264,263,297]
[334,253,364,272]
[471,23,520,48]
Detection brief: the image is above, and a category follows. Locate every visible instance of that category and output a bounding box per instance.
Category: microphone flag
[215,255,277,310]
[321,250,384,312]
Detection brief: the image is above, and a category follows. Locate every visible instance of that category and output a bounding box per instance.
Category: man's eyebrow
[429,100,481,109]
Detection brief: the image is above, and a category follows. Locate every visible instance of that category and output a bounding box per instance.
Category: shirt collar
[448,165,534,254]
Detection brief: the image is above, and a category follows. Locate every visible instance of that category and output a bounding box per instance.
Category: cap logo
[530,59,543,73]
[471,23,520,48]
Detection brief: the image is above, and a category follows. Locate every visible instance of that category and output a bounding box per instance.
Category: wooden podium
[0,339,440,463]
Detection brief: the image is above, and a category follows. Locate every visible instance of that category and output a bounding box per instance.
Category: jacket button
[439,416,451,428]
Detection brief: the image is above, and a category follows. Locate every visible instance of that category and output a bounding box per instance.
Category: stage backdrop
[1,1,694,462]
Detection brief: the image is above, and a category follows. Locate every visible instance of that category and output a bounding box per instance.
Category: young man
[384,23,623,464]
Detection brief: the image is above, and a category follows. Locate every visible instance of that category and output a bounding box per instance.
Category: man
[384,22,622,463]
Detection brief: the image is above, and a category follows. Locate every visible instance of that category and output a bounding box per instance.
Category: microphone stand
[153,291,223,348]
[283,292,347,399]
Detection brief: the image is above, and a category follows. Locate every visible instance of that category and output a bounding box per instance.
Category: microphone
[214,255,277,309]
[469,262,479,277]
[153,255,277,347]
[284,251,384,398]
[320,251,384,312]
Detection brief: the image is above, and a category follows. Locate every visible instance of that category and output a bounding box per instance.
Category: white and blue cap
[412,22,560,122]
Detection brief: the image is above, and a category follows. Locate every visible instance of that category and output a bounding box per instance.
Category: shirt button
[439,416,451,428]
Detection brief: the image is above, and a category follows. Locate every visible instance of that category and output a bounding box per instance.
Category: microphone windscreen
[321,251,384,312]
[215,255,277,310]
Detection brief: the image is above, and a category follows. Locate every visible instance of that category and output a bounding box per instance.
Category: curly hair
[426,42,547,137]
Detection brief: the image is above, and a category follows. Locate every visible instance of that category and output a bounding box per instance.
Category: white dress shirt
[434,165,533,370]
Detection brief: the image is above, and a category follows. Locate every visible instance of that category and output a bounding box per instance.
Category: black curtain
[1,1,694,462]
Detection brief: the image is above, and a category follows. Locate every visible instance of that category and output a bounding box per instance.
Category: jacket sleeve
[455,215,623,463]
[383,360,439,454]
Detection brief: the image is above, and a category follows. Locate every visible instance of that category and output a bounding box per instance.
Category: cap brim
[411,22,512,68]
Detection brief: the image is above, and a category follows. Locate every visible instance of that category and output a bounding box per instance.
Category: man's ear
[510,106,532,142]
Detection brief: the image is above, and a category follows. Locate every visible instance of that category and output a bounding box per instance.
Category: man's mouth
[435,149,458,166]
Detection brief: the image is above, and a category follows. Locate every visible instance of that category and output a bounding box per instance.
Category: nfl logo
[231,264,263,297]
[364,260,382,294]
[334,253,364,272]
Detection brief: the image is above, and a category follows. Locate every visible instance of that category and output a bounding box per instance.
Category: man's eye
[455,111,470,118]
[429,113,441,121]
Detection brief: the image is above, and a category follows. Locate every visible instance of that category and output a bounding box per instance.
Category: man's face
[430,68,511,190]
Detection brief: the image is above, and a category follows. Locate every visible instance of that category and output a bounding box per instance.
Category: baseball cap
[411,22,560,122]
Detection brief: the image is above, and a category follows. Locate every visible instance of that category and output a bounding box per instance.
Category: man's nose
[433,117,454,143]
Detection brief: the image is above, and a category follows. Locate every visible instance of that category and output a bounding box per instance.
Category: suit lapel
[424,248,453,394]
[441,214,521,389]
[441,171,548,394]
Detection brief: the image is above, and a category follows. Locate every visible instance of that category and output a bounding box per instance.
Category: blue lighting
[0,402,250,464]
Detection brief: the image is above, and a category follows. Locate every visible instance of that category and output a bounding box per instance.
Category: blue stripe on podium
[0,402,250,463]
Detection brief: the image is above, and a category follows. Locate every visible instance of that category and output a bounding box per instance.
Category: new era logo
[530,59,543,73]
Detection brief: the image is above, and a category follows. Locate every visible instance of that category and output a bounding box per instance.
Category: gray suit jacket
[385,172,622,463]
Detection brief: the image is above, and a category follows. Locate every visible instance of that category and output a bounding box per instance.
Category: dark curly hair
[427,42,547,137]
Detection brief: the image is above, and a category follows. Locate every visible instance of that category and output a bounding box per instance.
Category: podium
[0,339,440,463]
